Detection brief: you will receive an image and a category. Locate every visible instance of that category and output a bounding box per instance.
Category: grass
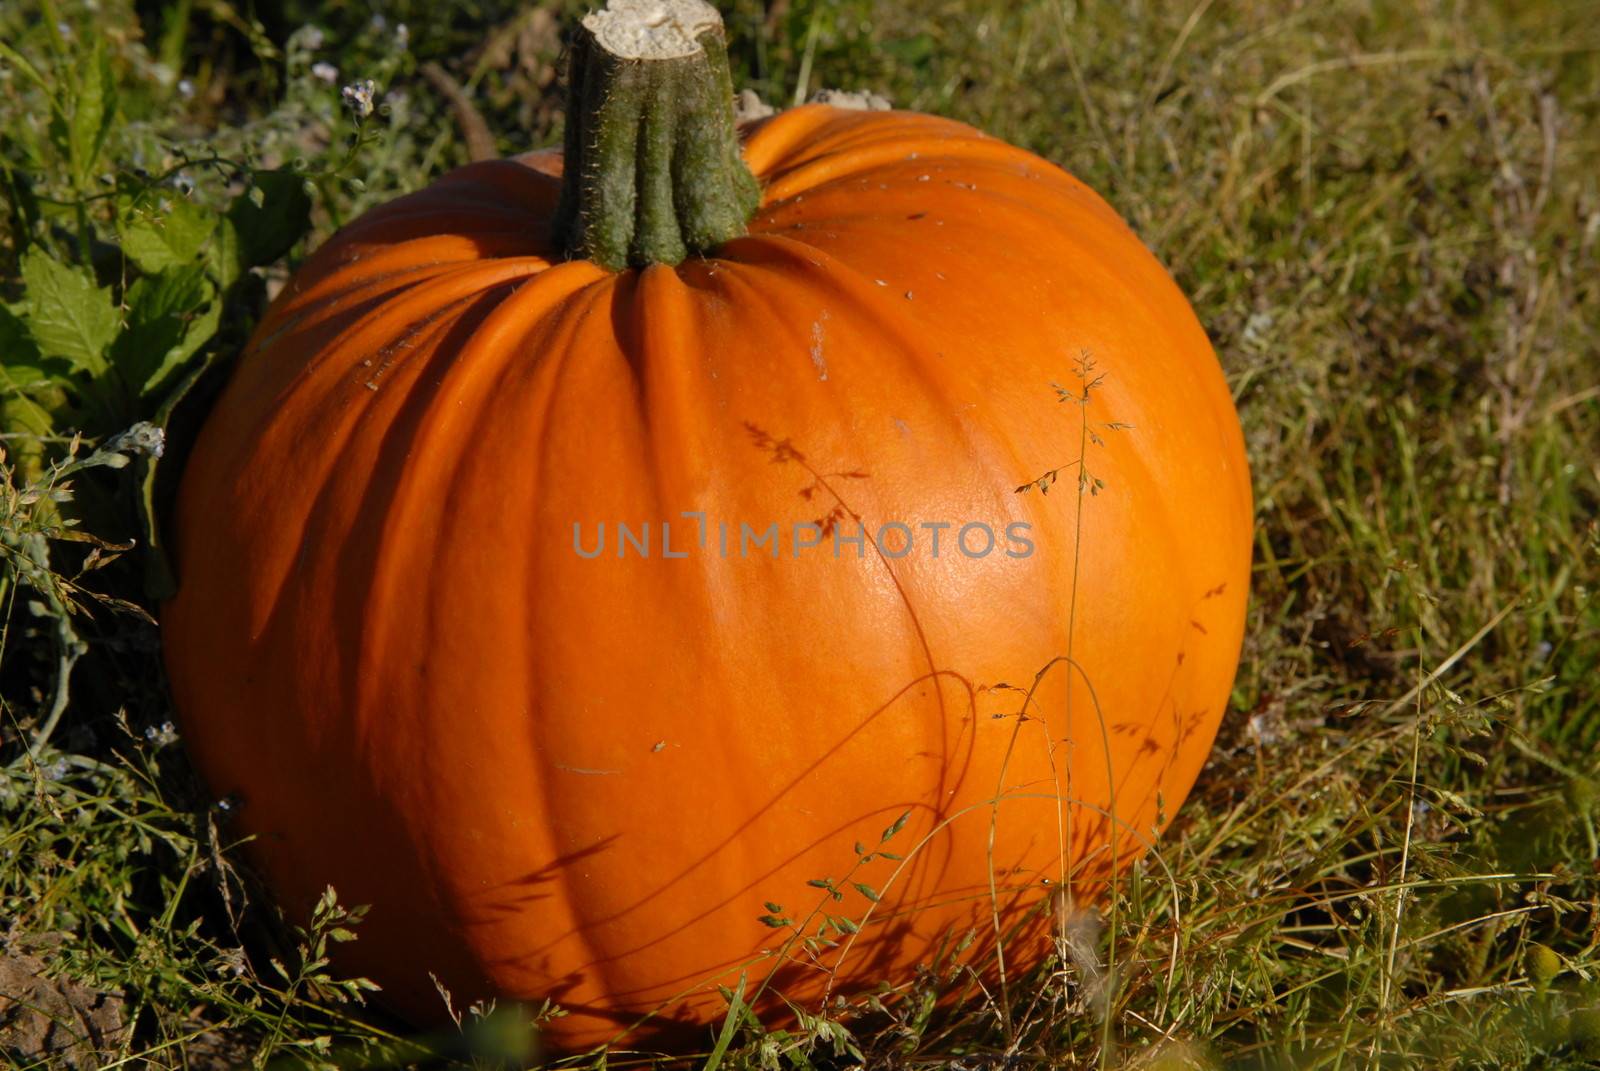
[1,0,1597,1067]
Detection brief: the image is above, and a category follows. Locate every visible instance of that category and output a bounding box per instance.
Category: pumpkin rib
[694,225,1145,941]
[745,108,1122,230]
[720,228,1058,588]
[258,259,554,408]
[742,105,980,175]
[354,263,612,742]
[757,134,1066,208]
[250,257,518,363]
[337,156,564,236]
[288,235,552,305]
[207,265,559,644]
[250,266,625,1017]
[313,206,557,260]
[447,272,626,1011]
[703,235,973,812]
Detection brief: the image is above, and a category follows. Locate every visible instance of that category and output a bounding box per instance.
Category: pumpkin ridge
[756,135,1054,208]
[719,229,1043,557]
[237,261,552,454]
[284,237,552,311]
[341,156,564,237]
[167,269,534,631]
[250,257,536,364]
[313,269,617,1011]
[355,262,610,706]
[739,105,980,175]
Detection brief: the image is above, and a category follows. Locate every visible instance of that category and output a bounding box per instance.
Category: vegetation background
[1,0,1597,1067]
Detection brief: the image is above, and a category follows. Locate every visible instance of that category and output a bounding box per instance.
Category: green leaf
[68,39,118,188]
[113,263,216,398]
[21,248,120,376]
[0,303,45,377]
[210,170,311,287]
[702,974,746,1071]
[852,882,881,903]
[0,305,77,460]
[121,198,216,273]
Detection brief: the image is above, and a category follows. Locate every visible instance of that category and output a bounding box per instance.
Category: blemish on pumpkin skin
[809,313,829,381]
[555,764,621,776]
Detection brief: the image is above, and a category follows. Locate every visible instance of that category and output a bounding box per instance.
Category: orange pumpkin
[163,0,1250,1051]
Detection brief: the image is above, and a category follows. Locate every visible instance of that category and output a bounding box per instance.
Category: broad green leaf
[209,170,311,288]
[121,198,216,273]
[144,299,220,400]
[0,303,45,377]
[20,248,120,376]
[112,263,216,398]
[130,263,210,323]
[235,171,313,263]
[0,306,75,476]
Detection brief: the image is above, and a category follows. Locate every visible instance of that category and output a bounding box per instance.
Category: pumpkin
[162,0,1251,1051]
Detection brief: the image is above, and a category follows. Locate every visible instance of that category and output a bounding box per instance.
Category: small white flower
[301,24,326,50]
[144,721,179,748]
[312,61,339,83]
[341,78,378,119]
[395,22,410,47]
[177,78,195,98]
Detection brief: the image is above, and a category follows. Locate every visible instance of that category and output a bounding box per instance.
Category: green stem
[554,0,761,271]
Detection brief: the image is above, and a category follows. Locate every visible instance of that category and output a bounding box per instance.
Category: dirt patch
[0,937,125,1069]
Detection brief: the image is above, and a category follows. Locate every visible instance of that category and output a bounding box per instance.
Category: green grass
[2,0,1598,1067]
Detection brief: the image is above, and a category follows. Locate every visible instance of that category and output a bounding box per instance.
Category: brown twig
[420,60,497,163]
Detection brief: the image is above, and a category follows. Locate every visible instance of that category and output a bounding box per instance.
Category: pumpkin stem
[553,0,762,271]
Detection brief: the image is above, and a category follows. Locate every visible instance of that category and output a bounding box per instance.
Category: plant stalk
[553,0,761,271]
